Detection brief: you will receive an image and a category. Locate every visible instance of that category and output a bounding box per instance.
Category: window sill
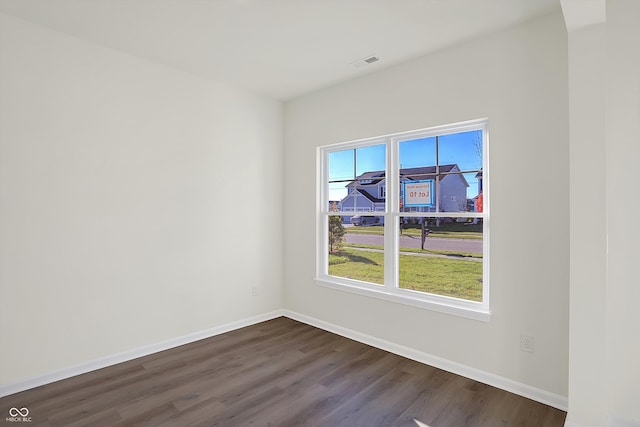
[315,276,491,322]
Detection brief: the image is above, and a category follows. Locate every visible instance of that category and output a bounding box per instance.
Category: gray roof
[346,164,466,188]
[357,188,384,203]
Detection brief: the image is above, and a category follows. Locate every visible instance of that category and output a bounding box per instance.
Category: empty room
[0,0,638,426]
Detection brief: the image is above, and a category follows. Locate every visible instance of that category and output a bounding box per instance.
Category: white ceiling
[0,0,561,100]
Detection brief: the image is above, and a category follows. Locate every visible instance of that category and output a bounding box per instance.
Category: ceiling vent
[350,55,380,69]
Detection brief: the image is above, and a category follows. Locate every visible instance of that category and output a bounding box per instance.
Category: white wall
[566,23,607,427]
[284,12,569,398]
[0,13,283,385]
[567,3,640,425]
[605,0,640,424]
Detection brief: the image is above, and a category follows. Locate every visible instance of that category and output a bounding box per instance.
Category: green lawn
[328,247,482,301]
[346,222,483,240]
[328,249,385,285]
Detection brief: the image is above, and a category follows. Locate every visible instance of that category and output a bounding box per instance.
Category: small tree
[472,131,483,169]
[328,215,346,253]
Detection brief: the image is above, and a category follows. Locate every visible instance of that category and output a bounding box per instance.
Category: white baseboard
[282,309,568,412]
[0,309,284,398]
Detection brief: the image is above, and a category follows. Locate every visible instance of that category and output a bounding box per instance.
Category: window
[317,119,489,321]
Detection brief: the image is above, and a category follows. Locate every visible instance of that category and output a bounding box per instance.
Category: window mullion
[384,139,399,289]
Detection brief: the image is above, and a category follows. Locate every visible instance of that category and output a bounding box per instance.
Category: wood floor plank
[63,408,122,427]
[0,317,566,426]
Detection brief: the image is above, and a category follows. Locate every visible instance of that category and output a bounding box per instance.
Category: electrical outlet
[252,286,259,296]
[520,335,534,352]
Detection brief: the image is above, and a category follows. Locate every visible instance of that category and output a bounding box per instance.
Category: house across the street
[339,164,471,222]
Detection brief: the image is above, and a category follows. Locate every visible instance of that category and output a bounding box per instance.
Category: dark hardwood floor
[0,317,566,426]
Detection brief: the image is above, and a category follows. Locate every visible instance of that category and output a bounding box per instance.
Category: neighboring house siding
[375,181,385,199]
[340,192,374,211]
[439,173,468,212]
[339,164,469,216]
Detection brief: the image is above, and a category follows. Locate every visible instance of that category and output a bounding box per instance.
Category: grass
[399,255,482,301]
[343,243,482,259]
[328,249,385,285]
[328,247,482,301]
[346,222,483,240]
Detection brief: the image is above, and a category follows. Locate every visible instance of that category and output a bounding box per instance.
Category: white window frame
[316,119,490,321]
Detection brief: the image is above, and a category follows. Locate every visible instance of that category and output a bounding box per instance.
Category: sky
[328,130,483,202]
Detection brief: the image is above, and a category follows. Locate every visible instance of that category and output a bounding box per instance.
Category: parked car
[350,215,383,226]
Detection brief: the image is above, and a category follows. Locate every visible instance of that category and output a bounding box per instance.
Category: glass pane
[398,216,483,301]
[328,149,355,183]
[355,144,386,177]
[438,129,483,172]
[328,144,386,214]
[464,172,483,210]
[432,171,482,213]
[398,131,483,214]
[328,182,348,209]
[328,214,384,285]
[399,137,436,170]
[399,137,437,214]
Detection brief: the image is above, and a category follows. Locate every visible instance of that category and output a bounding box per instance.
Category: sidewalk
[346,246,483,262]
